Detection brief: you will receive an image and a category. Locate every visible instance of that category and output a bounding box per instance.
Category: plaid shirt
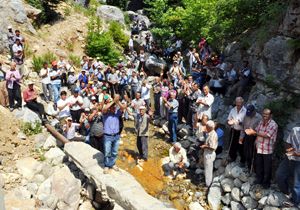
[255,119,278,154]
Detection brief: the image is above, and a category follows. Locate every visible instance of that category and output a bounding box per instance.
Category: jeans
[137,136,148,160]
[42,83,52,101]
[103,134,120,168]
[276,157,300,204]
[52,83,61,104]
[168,113,178,142]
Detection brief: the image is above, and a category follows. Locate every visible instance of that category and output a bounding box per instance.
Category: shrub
[32,51,57,73]
[108,21,129,49]
[68,54,81,68]
[21,121,43,136]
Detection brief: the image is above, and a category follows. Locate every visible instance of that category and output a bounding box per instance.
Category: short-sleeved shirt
[63,123,80,139]
[197,93,214,119]
[49,69,61,85]
[131,98,146,113]
[205,130,218,152]
[227,106,247,130]
[255,119,278,154]
[103,109,122,135]
[57,98,70,118]
[286,127,300,161]
[40,67,51,84]
[168,99,179,113]
[68,95,83,111]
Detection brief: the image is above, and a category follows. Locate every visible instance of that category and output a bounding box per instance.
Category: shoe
[112,165,119,172]
[103,167,110,174]
[18,107,22,110]
[9,108,14,112]
[282,200,294,208]
[167,175,174,180]
[53,104,57,111]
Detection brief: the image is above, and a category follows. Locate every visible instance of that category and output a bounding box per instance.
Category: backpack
[90,115,104,137]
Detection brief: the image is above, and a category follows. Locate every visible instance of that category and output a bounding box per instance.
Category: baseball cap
[51,61,57,66]
[73,87,80,93]
[27,81,34,85]
[88,81,93,84]
[91,96,96,100]
[246,104,255,116]
[102,86,107,90]
[66,117,72,121]
[104,95,109,100]
[8,26,12,29]
[84,107,90,112]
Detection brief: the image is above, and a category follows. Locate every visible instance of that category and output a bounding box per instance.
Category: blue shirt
[216,128,224,147]
[78,74,88,84]
[103,109,122,134]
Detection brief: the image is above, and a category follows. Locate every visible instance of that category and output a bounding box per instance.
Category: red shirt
[255,119,278,154]
[23,88,38,103]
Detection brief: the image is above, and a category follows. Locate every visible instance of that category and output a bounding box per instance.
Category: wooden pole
[44,123,69,144]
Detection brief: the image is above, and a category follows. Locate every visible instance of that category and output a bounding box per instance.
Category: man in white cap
[164,142,189,179]
[134,105,151,163]
[63,117,85,141]
[200,120,218,187]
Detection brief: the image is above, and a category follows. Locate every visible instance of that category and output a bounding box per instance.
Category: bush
[108,21,129,49]
[68,54,81,68]
[32,51,57,73]
[21,121,43,136]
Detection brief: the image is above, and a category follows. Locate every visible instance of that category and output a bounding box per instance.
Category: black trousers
[137,136,148,160]
[61,73,67,86]
[154,92,161,116]
[70,109,83,123]
[243,134,256,170]
[90,135,104,153]
[7,84,22,108]
[256,153,272,186]
[26,100,46,119]
[229,129,245,163]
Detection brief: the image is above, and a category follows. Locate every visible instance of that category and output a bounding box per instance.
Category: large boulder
[97,5,125,25]
[145,54,167,75]
[207,184,222,210]
[280,0,300,37]
[14,107,42,123]
[10,0,27,23]
[127,11,151,28]
[16,157,43,180]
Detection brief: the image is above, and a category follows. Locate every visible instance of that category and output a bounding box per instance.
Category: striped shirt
[255,119,278,154]
[286,127,300,161]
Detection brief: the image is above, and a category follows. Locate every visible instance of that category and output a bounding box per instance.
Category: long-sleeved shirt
[227,106,247,130]
[240,112,262,139]
[23,88,38,103]
[204,130,218,154]
[255,119,278,154]
[5,69,21,89]
[134,113,150,136]
[169,147,188,164]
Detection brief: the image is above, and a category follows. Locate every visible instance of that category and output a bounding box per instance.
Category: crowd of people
[1,25,300,208]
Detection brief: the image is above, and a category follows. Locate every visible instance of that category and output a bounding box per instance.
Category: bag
[90,115,104,137]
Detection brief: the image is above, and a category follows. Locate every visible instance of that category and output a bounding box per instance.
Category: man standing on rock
[134,106,151,163]
[196,84,214,120]
[227,97,246,164]
[239,104,262,171]
[245,108,278,188]
[102,94,126,174]
[6,62,22,111]
[276,127,300,208]
[201,120,218,187]
[163,90,179,143]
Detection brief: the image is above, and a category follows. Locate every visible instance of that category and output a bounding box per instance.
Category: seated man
[23,81,47,123]
[164,142,189,179]
[63,117,85,141]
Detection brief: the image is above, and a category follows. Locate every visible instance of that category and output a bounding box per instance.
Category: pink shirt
[5,70,21,89]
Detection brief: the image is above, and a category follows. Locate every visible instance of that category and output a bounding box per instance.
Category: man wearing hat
[63,117,85,141]
[239,104,262,170]
[134,105,151,163]
[78,69,88,85]
[23,81,47,122]
[68,87,83,123]
[39,62,52,102]
[67,68,77,91]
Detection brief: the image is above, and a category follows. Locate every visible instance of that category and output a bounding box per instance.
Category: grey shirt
[167,99,179,113]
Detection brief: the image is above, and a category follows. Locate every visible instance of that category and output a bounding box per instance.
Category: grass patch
[32,51,57,73]
[68,54,81,68]
[21,121,43,136]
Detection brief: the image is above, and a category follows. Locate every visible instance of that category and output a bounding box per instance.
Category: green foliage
[21,121,43,136]
[85,18,125,66]
[24,44,34,58]
[26,0,63,26]
[287,38,300,50]
[65,40,74,52]
[145,0,288,48]
[71,0,99,17]
[68,54,81,68]
[32,52,57,73]
[64,6,72,16]
[265,74,278,90]
[108,21,129,49]
[106,0,128,10]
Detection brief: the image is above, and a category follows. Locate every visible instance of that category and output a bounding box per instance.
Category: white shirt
[57,98,70,118]
[227,106,247,130]
[63,123,80,139]
[12,44,23,53]
[49,69,61,85]
[169,146,188,164]
[129,38,134,47]
[39,67,51,84]
[141,84,151,100]
[197,93,214,119]
[176,40,182,49]
[68,95,83,111]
